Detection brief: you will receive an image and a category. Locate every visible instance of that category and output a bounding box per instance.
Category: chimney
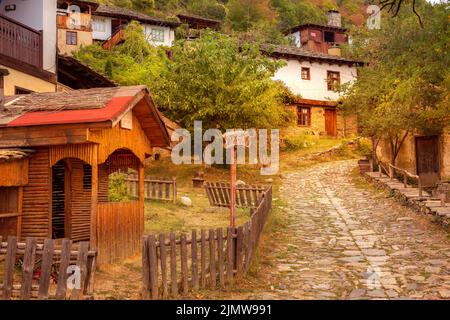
[0,68,10,110]
[327,10,341,28]
[328,43,342,57]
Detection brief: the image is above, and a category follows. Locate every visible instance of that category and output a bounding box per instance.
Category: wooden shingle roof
[261,44,363,66]
[94,5,181,28]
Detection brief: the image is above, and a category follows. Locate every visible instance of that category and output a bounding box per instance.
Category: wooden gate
[324,109,337,136]
[416,136,440,186]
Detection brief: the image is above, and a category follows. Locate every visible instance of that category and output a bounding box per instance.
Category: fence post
[403,173,407,188]
[389,165,393,181]
[173,178,177,203]
[235,226,244,278]
[148,234,158,300]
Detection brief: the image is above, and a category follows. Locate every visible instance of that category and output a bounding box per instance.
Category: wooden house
[0,85,170,264]
[285,10,348,55]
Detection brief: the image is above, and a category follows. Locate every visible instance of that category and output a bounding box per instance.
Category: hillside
[94,0,371,32]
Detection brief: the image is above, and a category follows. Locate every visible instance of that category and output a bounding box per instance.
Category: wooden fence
[142,186,272,299]
[126,175,177,203]
[204,182,268,208]
[0,237,96,300]
[96,201,142,265]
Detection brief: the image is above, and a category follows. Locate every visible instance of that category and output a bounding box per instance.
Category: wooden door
[324,109,337,136]
[416,136,440,186]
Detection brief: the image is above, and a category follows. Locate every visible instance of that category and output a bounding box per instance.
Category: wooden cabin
[0,86,170,264]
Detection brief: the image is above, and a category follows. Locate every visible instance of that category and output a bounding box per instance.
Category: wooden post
[403,173,407,188]
[90,145,98,250]
[389,165,393,181]
[172,178,177,204]
[139,164,145,235]
[230,146,236,228]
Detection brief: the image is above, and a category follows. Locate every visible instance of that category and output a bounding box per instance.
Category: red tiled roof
[1,86,145,127]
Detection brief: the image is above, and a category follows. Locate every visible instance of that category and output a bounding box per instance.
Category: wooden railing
[142,186,272,299]
[377,159,423,197]
[0,14,42,68]
[126,176,177,203]
[57,13,92,31]
[102,26,125,50]
[0,237,96,300]
[96,201,142,265]
[204,182,268,209]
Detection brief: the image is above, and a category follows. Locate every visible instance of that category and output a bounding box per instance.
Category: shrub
[109,172,130,202]
[283,135,317,151]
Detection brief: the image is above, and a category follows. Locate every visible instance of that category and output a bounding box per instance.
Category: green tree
[340,2,450,165]
[153,31,294,131]
[75,25,294,131]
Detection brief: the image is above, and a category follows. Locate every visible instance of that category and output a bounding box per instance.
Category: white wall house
[92,5,179,47]
[262,44,362,137]
[273,58,358,101]
[0,0,57,73]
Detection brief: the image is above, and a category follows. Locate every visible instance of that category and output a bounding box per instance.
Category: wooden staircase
[102,27,125,50]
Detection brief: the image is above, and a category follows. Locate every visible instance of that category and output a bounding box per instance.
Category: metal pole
[230,145,236,228]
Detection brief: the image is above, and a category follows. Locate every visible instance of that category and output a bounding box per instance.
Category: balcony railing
[0,14,43,69]
[57,13,92,31]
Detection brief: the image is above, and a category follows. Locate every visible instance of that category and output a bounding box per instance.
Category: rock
[439,289,450,298]
[180,196,192,206]
[349,288,366,299]
[236,180,246,185]
[278,283,287,290]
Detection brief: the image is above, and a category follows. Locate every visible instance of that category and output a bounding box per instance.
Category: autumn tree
[340,2,449,165]
[75,25,294,131]
[152,31,294,131]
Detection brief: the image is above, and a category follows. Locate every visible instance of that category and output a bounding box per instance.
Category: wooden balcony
[0,14,43,69]
[57,13,92,32]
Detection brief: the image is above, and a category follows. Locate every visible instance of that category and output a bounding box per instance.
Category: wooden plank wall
[0,159,28,186]
[21,148,50,240]
[96,201,141,265]
[142,186,272,299]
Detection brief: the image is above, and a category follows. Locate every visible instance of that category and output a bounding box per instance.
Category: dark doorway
[416,136,440,186]
[324,109,337,136]
[111,19,123,35]
[324,31,335,43]
[52,161,66,239]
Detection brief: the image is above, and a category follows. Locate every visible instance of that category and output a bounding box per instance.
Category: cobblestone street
[250,160,450,300]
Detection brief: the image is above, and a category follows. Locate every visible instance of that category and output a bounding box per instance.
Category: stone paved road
[252,160,450,300]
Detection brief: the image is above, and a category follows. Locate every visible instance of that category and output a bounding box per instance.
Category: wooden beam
[138,164,145,236]
[90,144,99,249]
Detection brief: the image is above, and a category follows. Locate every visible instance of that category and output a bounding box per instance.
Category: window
[327,71,340,91]
[150,28,165,43]
[0,187,18,215]
[301,67,310,80]
[83,164,92,190]
[66,31,77,45]
[93,18,106,32]
[297,107,311,126]
[15,87,33,95]
[324,31,335,43]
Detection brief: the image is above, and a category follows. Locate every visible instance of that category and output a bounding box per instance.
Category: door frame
[415,135,440,183]
[324,108,337,136]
